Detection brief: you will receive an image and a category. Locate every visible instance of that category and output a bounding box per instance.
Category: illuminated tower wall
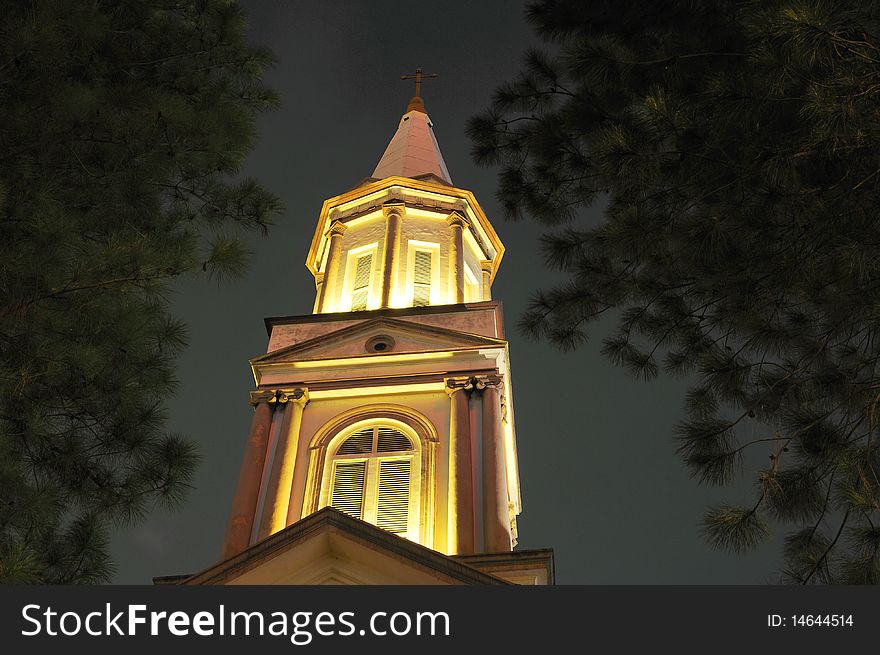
[221,96,522,562]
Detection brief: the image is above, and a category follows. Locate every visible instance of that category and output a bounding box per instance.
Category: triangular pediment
[254,317,506,365]
[164,508,506,586]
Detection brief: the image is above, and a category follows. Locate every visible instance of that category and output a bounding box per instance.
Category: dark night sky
[110,0,782,584]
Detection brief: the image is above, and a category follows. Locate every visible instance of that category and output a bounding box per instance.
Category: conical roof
[372,106,452,184]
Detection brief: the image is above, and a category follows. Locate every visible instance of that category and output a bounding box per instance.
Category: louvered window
[327,425,416,537]
[336,427,373,454]
[377,426,411,452]
[350,253,373,311]
[376,460,411,533]
[413,250,432,307]
[330,461,366,519]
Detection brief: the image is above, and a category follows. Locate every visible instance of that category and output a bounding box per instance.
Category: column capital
[446,211,467,228]
[445,374,502,397]
[249,389,278,406]
[278,387,310,407]
[444,378,467,398]
[473,373,503,391]
[249,388,310,406]
[479,259,494,274]
[325,220,347,238]
[382,200,406,217]
[444,376,471,397]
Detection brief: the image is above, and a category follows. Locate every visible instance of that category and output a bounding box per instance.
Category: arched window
[307,406,437,547]
[326,424,418,537]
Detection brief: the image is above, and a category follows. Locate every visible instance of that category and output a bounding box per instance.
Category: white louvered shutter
[351,253,372,311]
[376,459,411,533]
[330,461,366,519]
[412,251,432,307]
[376,426,411,452]
[337,427,374,454]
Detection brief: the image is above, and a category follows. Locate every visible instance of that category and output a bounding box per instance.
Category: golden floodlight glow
[308,382,445,400]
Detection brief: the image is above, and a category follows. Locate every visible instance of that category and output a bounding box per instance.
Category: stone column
[315,220,347,312]
[479,260,493,301]
[221,390,278,559]
[446,212,466,304]
[380,201,404,309]
[479,377,512,552]
[446,378,475,554]
[286,414,313,526]
[256,389,309,540]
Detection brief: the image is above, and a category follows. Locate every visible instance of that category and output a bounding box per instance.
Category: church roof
[154,507,512,585]
[372,107,452,184]
[154,507,553,585]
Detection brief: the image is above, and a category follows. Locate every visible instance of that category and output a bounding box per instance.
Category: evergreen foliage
[0,0,280,582]
[470,0,880,583]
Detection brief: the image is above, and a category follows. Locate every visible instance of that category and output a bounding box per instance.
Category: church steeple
[372,68,451,184]
[157,72,554,587]
[220,85,523,571]
[372,109,452,184]
[306,92,503,315]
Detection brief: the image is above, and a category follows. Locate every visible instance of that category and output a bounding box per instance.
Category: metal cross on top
[401,67,438,101]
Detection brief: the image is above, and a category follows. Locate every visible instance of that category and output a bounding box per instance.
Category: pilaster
[446,211,466,304]
[221,390,282,559]
[315,220,347,312]
[380,201,404,309]
[479,259,493,301]
[257,389,310,540]
[445,376,475,554]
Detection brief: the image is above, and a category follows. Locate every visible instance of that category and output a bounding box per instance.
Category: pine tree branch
[802,509,851,585]
[596,51,748,66]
